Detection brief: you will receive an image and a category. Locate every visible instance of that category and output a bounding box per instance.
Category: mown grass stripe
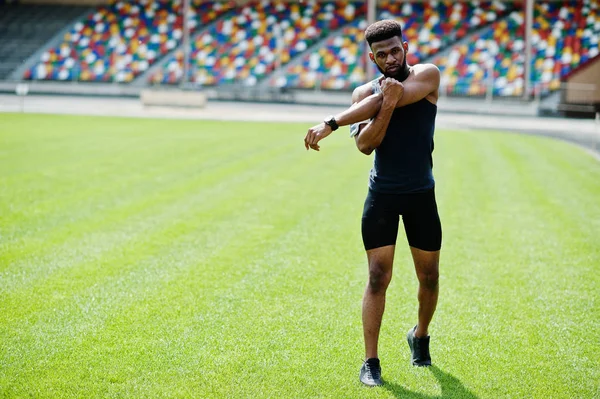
[0,120,297,245]
[1,115,598,398]
[10,149,360,397]
[1,139,321,311]
[0,131,302,268]
[1,138,358,397]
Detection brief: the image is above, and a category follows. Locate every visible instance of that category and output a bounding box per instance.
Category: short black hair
[364,20,404,47]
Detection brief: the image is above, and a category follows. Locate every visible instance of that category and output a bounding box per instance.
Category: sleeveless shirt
[350,79,437,194]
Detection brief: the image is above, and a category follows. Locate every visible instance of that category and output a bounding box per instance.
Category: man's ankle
[414,326,428,338]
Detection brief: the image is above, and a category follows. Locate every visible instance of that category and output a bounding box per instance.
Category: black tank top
[367,80,437,194]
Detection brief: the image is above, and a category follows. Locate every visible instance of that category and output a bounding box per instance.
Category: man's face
[369,36,409,80]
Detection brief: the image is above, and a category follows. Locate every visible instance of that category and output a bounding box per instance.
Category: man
[303,20,442,387]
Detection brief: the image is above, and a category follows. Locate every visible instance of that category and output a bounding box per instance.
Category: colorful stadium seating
[25,0,234,82]
[274,20,369,90]
[433,0,600,96]
[19,0,600,97]
[276,0,515,90]
[150,0,365,86]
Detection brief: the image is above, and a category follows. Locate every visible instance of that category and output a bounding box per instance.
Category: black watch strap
[324,115,339,131]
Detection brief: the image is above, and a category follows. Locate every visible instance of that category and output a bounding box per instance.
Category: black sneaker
[359,358,383,386]
[407,325,432,367]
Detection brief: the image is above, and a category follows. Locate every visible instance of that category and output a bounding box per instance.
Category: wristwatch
[324,115,339,131]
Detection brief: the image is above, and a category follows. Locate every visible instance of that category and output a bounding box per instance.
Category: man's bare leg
[410,247,440,338]
[362,245,396,359]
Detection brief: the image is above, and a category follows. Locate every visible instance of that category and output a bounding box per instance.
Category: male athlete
[303,20,441,387]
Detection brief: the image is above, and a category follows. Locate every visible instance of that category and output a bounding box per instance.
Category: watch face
[324,116,338,130]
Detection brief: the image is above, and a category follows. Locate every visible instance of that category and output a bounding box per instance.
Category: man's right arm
[334,91,382,127]
[304,82,379,151]
[303,79,402,151]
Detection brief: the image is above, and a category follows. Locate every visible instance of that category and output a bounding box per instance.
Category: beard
[375,56,410,82]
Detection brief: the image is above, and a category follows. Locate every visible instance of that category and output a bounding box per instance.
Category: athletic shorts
[361,188,442,251]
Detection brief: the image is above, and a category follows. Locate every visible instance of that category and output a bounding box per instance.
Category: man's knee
[368,262,392,294]
[417,265,439,290]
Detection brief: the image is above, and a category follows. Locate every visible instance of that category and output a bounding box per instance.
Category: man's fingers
[305,130,314,149]
[305,124,327,152]
[308,132,320,146]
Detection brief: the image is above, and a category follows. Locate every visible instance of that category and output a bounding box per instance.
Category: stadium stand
[272,1,513,89]
[274,20,370,90]
[0,2,89,80]
[9,0,598,101]
[433,0,600,96]
[275,1,516,90]
[24,0,234,82]
[274,0,599,96]
[150,1,365,86]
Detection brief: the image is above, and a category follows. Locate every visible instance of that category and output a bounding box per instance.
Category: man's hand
[304,122,332,151]
[380,77,404,105]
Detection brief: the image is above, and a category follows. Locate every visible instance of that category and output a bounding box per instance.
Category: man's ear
[368,52,375,63]
[403,41,409,52]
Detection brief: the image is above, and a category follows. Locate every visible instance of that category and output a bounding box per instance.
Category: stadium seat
[26,0,234,82]
[276,0,515,90]
[433,0,600,97]
[150,0,364,86]
[20,0,600,98]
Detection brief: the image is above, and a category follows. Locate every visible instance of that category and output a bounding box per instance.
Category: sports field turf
[1,113,598,398]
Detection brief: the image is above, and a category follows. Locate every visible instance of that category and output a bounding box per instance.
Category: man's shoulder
[408,63,440,103]
[412,63,440,76]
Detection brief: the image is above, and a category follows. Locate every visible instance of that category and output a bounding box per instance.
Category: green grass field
[1,113,599,398]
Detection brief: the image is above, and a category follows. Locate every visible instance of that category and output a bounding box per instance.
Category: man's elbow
[356,141,374,155]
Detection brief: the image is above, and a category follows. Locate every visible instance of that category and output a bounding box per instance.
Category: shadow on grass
[382,366,479,399]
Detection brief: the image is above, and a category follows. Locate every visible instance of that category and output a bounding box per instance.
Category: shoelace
[414,336,430,360]
[365,361,381,379]
[420,344,430,359]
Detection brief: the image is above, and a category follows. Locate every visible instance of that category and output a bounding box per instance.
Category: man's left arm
[394,64,440,108]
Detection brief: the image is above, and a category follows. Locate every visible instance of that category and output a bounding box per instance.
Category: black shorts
[361,188,442,251]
